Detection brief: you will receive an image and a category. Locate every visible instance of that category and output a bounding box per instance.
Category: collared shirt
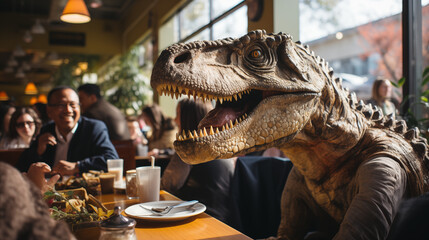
[53,122,79,167]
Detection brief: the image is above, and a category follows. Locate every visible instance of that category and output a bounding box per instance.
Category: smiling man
[17,86,119,176]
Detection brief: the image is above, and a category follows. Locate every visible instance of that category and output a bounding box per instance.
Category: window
[300,0,406,101]
[180,0,210,39]
[212,0,244,19]
[213,5,247,40]
[160,0,247,46]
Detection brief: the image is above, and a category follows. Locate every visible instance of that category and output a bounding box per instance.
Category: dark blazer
[17,117,118,173]
[83,99,131,141]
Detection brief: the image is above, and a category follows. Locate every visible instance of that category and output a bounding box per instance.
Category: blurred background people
[0,102,16,141]
[161,98,235,222]
[32,102,51,126]
[126,115,148,156]
[139,104,176,156]
[0,107,41,149]
[367,77,399,117]
[17,86,118,176]
[77,83,130,141]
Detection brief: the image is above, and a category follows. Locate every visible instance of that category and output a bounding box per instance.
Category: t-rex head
[151,30,349,164]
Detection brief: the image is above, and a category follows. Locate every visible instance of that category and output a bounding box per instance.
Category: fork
[140,200,198,215]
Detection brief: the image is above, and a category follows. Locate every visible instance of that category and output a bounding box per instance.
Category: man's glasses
[48,102,80,110]
[16,121,35,129]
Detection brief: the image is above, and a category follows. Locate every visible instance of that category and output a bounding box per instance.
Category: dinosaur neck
[282,89,368,181]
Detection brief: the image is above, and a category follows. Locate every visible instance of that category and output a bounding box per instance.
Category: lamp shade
[61,0,91,24]
[0,91,9,101]
[32,19,46,34]
[38,94,48,104]
[30,97,38,105]
[25,82,38,95]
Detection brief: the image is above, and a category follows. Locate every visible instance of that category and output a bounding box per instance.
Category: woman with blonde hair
[367,77,398,117]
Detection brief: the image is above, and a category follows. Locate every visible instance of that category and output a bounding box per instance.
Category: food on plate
[44,187,112,226]
[55,171,101,195]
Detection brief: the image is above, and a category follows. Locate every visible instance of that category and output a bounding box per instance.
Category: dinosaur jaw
[157,84,318,164]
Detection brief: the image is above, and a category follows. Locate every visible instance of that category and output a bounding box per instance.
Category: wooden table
[134,155,172,161]
[80,190,251,240]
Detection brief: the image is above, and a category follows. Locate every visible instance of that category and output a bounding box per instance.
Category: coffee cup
[99,173,115,194]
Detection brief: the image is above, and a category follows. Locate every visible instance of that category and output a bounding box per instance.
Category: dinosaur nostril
[174,52,191,64]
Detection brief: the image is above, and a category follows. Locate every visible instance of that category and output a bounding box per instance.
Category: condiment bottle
[99,206,136,240]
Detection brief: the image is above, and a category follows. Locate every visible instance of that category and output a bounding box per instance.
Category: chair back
[111,140,136,173]
[0,148,27,167]
[227,156,293,239]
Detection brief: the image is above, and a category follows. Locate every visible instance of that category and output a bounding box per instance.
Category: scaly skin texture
[151,30,429,239]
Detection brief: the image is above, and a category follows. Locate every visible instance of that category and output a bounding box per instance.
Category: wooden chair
[0,148,27,167]
[111,140,136,173]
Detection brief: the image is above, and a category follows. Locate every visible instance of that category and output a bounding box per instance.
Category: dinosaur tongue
[198,90,264,129]
[198,106,243,129]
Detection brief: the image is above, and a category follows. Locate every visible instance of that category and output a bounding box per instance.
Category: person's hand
[25,162,60,193]
[53,160,79,176]
[37,133,57,156]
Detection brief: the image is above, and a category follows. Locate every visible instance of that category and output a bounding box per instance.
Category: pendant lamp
[38,94,48,104]
[0,91,9,101]
[31,19,46,34]
[30,97,38,105]
[61,0,91,24]
[25,82,38,95]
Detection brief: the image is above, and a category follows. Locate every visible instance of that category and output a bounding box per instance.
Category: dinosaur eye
[249,49,262,58]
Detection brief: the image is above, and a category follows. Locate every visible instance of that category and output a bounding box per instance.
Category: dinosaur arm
[333,157,407,240]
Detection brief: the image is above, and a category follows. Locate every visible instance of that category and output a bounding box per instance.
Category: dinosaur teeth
[158,84,252,107]
[176,113,248,141]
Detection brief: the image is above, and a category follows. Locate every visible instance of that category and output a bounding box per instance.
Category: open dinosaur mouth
[198,89,280,129]
[157,84,288,141]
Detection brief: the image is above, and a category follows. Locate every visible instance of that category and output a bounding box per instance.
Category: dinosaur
[150,30,429,239]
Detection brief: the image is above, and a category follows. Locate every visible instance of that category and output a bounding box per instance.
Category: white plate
[124,200,206,222]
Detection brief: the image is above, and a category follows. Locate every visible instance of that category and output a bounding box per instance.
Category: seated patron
[17,86,118,175]
[32,102,51,126]
[366,77,399,117]
[126,115,148,156]
[0,102,16,141]
[139,104,177,156]
[0,107,41,149]
[161,99,235,222]
[77,83,131,141]
[0,162,74,240]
